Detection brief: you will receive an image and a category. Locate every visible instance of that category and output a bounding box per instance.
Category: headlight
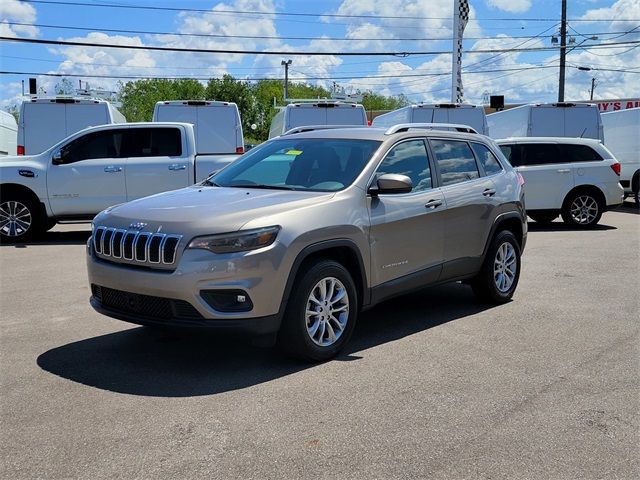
[187,226,280,254]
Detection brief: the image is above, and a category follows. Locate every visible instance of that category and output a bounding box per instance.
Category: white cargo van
[487,103,604,142]
[601,107,640,202]
[268,101,368,139]
[0,110,18,156]
[153,100,244,172]
[18,97,126,155]
[372,103,489,135]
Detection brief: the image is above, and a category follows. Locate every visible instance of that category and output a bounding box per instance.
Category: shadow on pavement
[616,200,639,215]
[0,229,91,248]
[37,283,490,397]
[527,221,616,232]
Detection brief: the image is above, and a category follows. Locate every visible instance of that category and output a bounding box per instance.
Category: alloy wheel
[0,201,32,238]
[494,242,517,293]
[305,276,350,347]
[570,195,599,225]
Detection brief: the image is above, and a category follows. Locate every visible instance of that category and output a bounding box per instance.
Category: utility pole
[281,59,292,101]
[590,77,597,101]
[558,0,567,102]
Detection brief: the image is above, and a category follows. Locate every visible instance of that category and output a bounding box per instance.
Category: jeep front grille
[93,226,182,268]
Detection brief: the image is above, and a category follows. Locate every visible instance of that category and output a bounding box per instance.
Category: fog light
[200,290,253,313]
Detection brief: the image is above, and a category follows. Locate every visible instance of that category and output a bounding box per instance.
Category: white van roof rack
[384,123,479,135]
[282,125,369,136]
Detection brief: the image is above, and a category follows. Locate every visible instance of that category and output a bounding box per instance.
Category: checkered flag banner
[453,0,469,103]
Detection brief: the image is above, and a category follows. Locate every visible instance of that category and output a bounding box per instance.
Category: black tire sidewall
[279,260,358,362]
[475,230,521,303]
[561,191,603,228]
[0,194,41,243]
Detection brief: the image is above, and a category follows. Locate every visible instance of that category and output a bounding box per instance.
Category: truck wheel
[0,194,42,243]
[278,260,358,362]
[561,190,603,228]
[632,170,640,207]
[471,230,521,304]
[529,213,557,224]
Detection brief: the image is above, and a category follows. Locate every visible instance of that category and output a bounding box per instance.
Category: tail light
[236,146,244,154]
[367,120,372,126]
[517,172,525,186]
[610,162,621,176]
[17,145,25,155]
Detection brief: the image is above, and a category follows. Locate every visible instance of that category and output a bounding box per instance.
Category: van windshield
[212,138,381,192]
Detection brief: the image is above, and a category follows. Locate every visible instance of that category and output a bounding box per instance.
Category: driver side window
[376,139,432,192]
[58,130,124,165]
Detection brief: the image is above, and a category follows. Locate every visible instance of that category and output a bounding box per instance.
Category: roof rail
[384,123,479,135]
[282,124,369,136]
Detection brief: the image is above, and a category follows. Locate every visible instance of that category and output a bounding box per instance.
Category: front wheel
[471,230,521,304]
[561,191,603,228]
[278,260,358,362]
[0,195,42,243]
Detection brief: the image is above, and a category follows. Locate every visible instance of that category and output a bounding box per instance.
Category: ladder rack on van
[384,123,479,135]
[282,125,370,136]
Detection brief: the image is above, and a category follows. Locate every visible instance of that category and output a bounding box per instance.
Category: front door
[47,129,127,217]
[368,138,445,287]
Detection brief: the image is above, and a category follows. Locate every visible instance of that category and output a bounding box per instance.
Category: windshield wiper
[227,183,301,191]
[201,178,219,187]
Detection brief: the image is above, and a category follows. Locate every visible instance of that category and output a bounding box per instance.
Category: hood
[94,185,334,235]
[0,154,44,168]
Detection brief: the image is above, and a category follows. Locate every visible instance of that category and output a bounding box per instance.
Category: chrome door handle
[557,168,571,173]
[104,166,122,173]
[483,188,496,197]
[425,199,443,209]
[168,164,187,171]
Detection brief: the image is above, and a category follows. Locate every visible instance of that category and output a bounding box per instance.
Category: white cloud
[0,0,38,38]
[486,0,532,14]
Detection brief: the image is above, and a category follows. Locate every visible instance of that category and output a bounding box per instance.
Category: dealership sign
[593,99,640,112]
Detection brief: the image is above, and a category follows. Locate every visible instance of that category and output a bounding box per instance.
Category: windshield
[212,138,381,192]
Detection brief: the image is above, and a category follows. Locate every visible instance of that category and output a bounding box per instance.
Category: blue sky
[1,0,638,111]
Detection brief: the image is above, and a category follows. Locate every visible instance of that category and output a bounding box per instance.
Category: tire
[278,260,358,362]
[632,171,640,207]
[44,218,57,232]
[561,190,603,228]
[0,193,43,243]
[529,213,557,224]
[471,230,521,304]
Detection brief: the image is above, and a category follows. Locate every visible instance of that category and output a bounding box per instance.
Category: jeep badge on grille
[129,222,148,230]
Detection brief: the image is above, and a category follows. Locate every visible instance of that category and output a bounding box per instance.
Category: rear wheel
[471,230,521,304]
[561,190,603,228]
[0,195,42,243]
[278,260,358,362]
[529,213,557,224]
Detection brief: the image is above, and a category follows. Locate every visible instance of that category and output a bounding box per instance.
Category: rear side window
[518,144,563,166]
[560,144,603,162]
[124,128,182,157]
[59,130,125,164]
[430,140,480,186]
[471,143,503,175]
[376,139,432,192]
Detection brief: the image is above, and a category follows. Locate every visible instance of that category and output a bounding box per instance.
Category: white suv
[497,138,623,227]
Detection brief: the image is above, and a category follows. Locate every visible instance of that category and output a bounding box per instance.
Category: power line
[6,21,637,43]
[2,35,639,56]
[20,0,640,22]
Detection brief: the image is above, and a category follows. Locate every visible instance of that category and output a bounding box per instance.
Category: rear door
[503,143,574,210]
[123,127,191,201]
[24,103,66,155]
[430,138,498,267]
[368,138,445,287]
[65,104,109,138]
[47,128,127,216]
[196,105,238,154]
[326,106,366,126]
[530,108,563,137]
[287,107,325,130]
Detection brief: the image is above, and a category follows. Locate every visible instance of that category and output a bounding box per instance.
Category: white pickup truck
[0,122,240,242]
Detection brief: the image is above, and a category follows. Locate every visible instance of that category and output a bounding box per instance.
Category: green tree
[55,78,75,95]
[4,105,19,122]
[361,91,410,112]
[118,78,206,122]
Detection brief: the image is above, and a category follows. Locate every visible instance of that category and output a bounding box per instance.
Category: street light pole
[281,60,292,101]
[558,0,567,102]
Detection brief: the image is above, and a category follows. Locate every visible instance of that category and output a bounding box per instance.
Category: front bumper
[86,239,290,334]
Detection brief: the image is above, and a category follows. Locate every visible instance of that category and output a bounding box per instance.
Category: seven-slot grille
[93,226,182,267]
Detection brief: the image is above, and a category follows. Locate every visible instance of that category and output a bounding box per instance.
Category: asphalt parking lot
[1,202,638,479]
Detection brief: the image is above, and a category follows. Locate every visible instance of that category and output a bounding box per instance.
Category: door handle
[104,166,122,173]
[425,199,443,209]
[557,168,571,173]
[482,188,496,197]
[168,164,187,171]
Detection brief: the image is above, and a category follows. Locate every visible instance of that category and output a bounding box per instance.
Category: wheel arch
[562,184,606,210]
[483,212,525,257]
[0,183,47,219]
[278,240,369,320]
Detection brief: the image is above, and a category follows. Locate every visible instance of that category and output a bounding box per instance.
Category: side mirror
[368,173,413,196]
[52,150,63,165]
